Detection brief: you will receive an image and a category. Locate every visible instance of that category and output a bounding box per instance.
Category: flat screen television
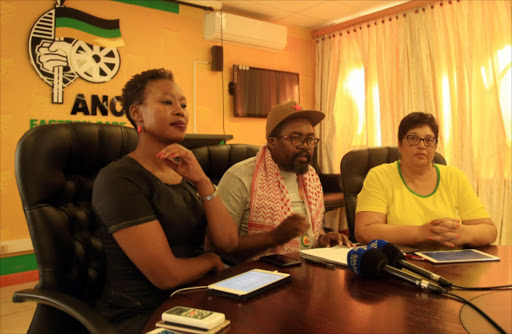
[232,65,300,118]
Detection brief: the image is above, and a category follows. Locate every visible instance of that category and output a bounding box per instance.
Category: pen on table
[404,254,425,262]
[304,258,336,270]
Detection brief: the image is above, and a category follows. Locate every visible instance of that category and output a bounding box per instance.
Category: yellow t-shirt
[356,161,490,225]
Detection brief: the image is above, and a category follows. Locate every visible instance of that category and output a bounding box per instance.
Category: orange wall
[0,1,316,243]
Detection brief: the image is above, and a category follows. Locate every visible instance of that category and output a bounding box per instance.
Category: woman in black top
[92,69,238,333]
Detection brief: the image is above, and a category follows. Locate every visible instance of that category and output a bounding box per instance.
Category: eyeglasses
[278,135,320,148]
[405,135,438,147]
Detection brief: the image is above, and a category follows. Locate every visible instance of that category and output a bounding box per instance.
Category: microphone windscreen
[368,239,388,250]
[348,247,388,279]
[347,246,367,276]
[360,249,389,279]
[368,239,405,268]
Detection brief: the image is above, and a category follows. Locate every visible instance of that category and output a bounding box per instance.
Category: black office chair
[191,144,260,185]
[13,123,138,334]
[340,146,447,242]
[13,123,262,333]
[312,148,344,213]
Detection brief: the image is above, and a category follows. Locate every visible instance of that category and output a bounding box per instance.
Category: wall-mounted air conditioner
[203,12,287,51]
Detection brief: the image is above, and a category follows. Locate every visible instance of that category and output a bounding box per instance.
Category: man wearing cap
[217,101,353,262]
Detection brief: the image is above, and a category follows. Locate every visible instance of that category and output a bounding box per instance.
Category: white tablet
[207,269,291,300]
[415,249,500,264]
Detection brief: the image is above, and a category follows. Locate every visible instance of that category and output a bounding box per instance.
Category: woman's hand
[157,144,208,184]
[422,218,461,248]
[317,232,355,248]
[202,252,226,272]
[157,145,238,253]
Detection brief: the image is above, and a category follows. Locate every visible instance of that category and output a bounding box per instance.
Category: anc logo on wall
[29,0,124,104]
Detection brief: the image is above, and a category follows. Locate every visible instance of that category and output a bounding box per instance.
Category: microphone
[347,246,386,278]
[367,239,452,287]
[347,247,446,293]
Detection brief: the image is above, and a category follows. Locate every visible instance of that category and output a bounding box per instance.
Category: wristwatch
[198,184,218,202]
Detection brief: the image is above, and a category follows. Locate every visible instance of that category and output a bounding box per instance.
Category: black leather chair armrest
[318,173,342,193]
[13,288,117,334]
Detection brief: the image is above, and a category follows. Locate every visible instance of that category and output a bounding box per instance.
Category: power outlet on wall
[0,239,33,254]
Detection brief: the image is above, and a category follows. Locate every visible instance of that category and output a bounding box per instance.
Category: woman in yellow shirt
[355,112,497,248]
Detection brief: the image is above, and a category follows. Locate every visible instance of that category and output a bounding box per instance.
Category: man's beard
[288,150,311,174]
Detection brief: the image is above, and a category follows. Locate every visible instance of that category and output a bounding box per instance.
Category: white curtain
[315,0,511,245]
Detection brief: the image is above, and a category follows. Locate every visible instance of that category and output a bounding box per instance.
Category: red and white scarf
[248,146,324,260]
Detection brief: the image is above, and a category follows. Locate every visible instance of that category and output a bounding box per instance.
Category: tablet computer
[415,249,500,264]
[207,269,291,301]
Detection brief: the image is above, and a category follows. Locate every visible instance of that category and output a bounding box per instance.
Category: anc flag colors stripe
[55,27,125,47]
[54,7,124,47]
[56,18,121,39]
[112,0,179,13]
[55,7,121,31]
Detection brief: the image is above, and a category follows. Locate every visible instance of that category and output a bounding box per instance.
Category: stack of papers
[300,246,353,266]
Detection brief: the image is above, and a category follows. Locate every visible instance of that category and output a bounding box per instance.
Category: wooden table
[143,246,511,334]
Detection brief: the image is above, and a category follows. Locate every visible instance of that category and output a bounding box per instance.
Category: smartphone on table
[161,306,225,330]
[260,254,302,267]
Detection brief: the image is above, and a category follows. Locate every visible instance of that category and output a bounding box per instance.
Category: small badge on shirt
[301,233,311,248]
